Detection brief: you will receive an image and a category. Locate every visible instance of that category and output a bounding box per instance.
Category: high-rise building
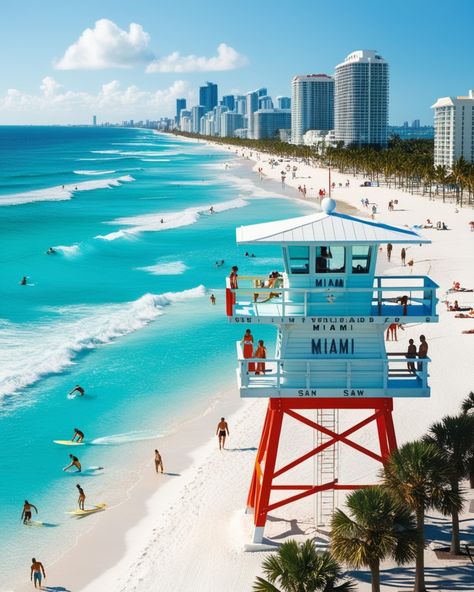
[335,50,389,147]
[221,112,245,137]
[254,109,291,140]
[221,95,235,111]
[246,88,267,139]
[412,119,420,128]
[259,95,274,110]
[432,90,474,168]
[291,74,334,145]
[277,96,291,110]
[176,98,187,123]
[179,109,192,132]
[199,82,218,113]
[92,115,97,126]
[191,105,206,133]
[235,96,246,114]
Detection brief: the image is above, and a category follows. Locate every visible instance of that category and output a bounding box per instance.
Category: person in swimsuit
[20,276,27,286]
[229,266,238,289]
[21,500,38,525]
[30,558,46,589]
[210,294,216,305]
[76,484,86,510]
[241,329,255,372]
[406,339,417,374]
[216,418,229,450]
[72,428,84,442]
[46,247,56,255]
[68,385,85,397]
[154,449,164,474]
[64,454,81,472]
[255,340,267,375]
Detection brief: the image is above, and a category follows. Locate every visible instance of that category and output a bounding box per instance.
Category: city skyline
[0,0,472,125]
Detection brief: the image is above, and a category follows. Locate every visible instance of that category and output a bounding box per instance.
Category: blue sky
[0,0,472,124]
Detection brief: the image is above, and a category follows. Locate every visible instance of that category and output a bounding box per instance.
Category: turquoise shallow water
[0,127,310,587]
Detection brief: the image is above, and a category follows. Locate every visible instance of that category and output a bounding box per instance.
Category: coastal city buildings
[221,112,245,137]
[246,88,267,139]
[277,96,291,110]
[432,89,474,167]
[291,74,334,145]
[388,122,434,140]
[335,50,389,147]
[253,108,291,140]
[199,82,218,113]
[176,98,186,126]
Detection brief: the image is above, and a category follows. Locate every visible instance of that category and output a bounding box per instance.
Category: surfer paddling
[154,449,164,474]
[216,417,229,450]
[21,500,38,524]
[64,454,81,472]
[76,484,86,510]
[72,427,84,442]
[30,558,46,589]
[68,385,85,397]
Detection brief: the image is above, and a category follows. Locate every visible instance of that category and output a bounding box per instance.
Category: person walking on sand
[401,247,406,266]
[64,454,81,472]
[154,449,164,474]
[255,340,267,375]
[68,384,84,397]
[417,335,428,371]
[241,328,255,372]
[30,558,46,589]
[387,243,393,262]
[21,500,38,525]
[210,294,216,305]
[76,484,85,510]
[406,339,417,374]
[216,417,229,450]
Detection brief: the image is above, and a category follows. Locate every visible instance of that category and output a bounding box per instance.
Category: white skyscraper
[291,75,334,145]
[335,50,389,147]
[432,90,474,168]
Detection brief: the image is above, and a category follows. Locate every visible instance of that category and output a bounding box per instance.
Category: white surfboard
[53,440,84,446]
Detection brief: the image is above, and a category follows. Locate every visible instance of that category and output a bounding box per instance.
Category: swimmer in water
[72,427,84,442]
[64,454,82,472]
[46,247,56,255]
[68,385,85,397]
[20,276,27,285]
[21,500,38,524]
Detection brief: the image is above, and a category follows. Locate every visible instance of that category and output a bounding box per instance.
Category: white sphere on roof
[321,197,336,213]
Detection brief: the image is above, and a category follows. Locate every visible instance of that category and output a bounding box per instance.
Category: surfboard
[53,440,84,446]
[25,520,44,527]
[66,504,107,516]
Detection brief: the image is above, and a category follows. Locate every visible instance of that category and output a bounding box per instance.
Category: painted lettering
[343,389,365,396]
[298,389,318,397]
[312,338,355,355]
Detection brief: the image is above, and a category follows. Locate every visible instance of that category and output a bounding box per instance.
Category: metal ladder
[314,409,339,527]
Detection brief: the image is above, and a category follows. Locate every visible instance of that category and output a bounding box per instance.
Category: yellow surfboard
[53,440,85,446]
[66,503,107,516]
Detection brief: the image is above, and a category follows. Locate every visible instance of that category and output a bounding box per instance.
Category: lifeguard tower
[225,198,438,544]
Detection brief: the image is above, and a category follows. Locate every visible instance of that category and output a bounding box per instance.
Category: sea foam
[73,170,117,176]
[0,286,206,398]
[137,261,189,276]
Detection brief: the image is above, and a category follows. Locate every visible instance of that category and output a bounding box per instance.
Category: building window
[287,246,309,274]
[352,246,372,273]
[315,246,345,273]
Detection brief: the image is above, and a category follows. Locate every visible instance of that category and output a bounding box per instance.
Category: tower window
[315,246,346,273]
[352,246,372,273]
[287,246,309,274]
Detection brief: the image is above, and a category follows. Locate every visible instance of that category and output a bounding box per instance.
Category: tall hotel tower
[291,74,334,145]
[335,50,389,147]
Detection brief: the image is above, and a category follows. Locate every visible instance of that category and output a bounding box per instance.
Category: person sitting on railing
[241,329,255,372]
[255,340,267,375]
[417,335,428,372]
[406,339,417,374]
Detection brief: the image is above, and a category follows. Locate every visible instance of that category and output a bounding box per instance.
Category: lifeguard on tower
[225,198,438,544]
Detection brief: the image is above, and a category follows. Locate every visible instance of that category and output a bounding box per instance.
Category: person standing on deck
[255,340,267,375]
[216,418,229,450]
[229,266,238,289]
[387,243,393,262]
[241,329,255,372]
[401,247,406,266]
[406,339,417,374]
[417,335,428,371]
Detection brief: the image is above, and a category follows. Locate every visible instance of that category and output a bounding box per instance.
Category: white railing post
[304,291,307,316]
[383,359,388,389]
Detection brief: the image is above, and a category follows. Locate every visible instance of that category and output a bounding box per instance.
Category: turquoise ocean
[0,126,310,588]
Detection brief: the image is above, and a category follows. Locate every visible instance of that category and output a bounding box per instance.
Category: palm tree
[461,391,474,414]
[382,441,463,592]
[330,486,417,592]
[253,539,355,592]
[423,415,473,554]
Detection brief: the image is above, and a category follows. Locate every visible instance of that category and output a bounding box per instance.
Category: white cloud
[0,77,195,123]
[55,19,154,70]
[146,43,248,73]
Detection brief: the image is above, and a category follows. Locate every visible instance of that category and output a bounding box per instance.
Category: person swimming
[68,385,85,397]
[46,247,56,255]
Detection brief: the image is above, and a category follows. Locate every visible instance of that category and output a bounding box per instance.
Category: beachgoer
[160,218,164,224]
[401,248,406,266]
[453,281,461,291]
[387,243,393,262]
[46,247,56,255]
[417,335,428,371]
[20,276,27,286]
[385,323,403,341]
[154,449,164,474]
[241,329,255,372]
[209,206,214,214]
[30,558,46,589]
[229,266,238,289]
[448,300,460,311]
[371,205,377,218]
[216,418,229,450]
[64,454,81,472]
[255,340,267,375]
[21,500,38,525]
[397,295,409,316]
[406,339,417,374]
[76,484,85,510]
[302,185,307,197]
[72,428,84,442]
[69,384,84,397]
[210,294,216,305]
[470,221,474,232]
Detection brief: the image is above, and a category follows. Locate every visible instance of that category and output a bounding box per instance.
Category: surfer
[72,427,84,442]
[21,500,38,525]
[210,294,216,305]
[30,558,46,589]
[68,384,85,397]
[216,417,229,450]
[46,247,56,255]
[76,484,86,510]
[154,449,164,474]
[209,206,214,214]
[64,454,82,472]
[20,276,27,285]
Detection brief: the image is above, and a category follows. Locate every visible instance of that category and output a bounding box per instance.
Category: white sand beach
[26,140,474,592]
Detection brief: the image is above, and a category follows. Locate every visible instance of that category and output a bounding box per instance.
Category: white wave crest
[137,261,189,275]
[73,170,117,176]
[0,175,135,207]
[0,286,206,398]
[140,158,171,162]
[91,431,163,446]
[91,150,121,154]
[53,244,81,257]
[95,197,248,241]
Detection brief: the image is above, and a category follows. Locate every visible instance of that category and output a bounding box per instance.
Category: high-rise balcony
[226,274,438,323]
[235,342,430,399]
